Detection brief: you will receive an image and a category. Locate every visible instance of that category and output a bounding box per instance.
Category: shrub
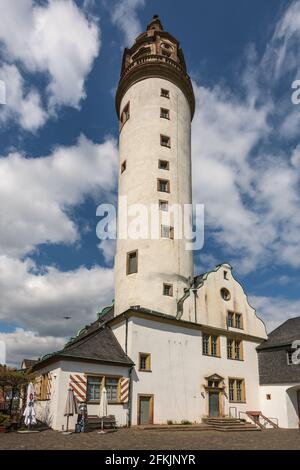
[181,420,192,425]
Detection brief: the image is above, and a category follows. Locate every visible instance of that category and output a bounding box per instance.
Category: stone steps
[202,417,260,432]
[140,419,260,432]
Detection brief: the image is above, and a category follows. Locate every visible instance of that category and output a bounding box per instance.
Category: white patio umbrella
[23,382,37,428]
[98,386,108,418]
[64,388,78,431]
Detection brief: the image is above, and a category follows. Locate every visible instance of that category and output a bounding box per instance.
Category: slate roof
[59,327,133,365]
[257,317,300,350]
[31,305,133,371]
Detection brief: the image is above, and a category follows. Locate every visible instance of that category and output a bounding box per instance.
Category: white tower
[114,15,195,317]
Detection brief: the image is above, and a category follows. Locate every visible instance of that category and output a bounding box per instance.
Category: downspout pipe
[192,288,198,323]
[127,365,133,428]
[176,287,191,320]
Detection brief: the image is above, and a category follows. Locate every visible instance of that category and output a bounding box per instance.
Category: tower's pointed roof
[147,14,164,31]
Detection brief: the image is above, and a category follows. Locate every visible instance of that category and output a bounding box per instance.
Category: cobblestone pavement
[0,428,300,450]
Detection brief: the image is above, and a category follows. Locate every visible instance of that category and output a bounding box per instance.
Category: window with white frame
[87,376,102,402]
[106,377,119,402]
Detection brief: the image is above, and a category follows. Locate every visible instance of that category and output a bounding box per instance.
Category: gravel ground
[0,428,300,450]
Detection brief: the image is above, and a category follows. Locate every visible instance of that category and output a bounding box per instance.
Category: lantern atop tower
[116,15,195,119]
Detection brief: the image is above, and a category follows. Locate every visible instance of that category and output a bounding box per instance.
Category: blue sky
[1,0,300,365]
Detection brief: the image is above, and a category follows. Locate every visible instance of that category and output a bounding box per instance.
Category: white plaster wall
[55,361,129,431]
[259,384,300,428]
[35,361,130,431]
[114,77,193,317]
[33,364,61,430]
[183,264,267,340]
[124,316,261,425]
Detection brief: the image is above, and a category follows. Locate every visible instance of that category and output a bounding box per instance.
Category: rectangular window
[228,378,246,402]
[235,314,242,329]
[227,338,243,360]
[227,312,234,327]
[160,134,171,148]
[236,380,243,402]
[227,339,233,359]
[161,225,174,239]
[139,353,151,371]
[158,159,169,170]
[120,102,130,126]
[161,88,170,98]
[227,311,243,329]
[160,108,170,119]
[157,178,170,193]
[106,377,119,402]
[121,160,126,173]
[235,340,241,360]
[229,379,235,402]
[202,334,209,356]
[159,200,169,211]
[163,283,173,296]
[211,336,218,356]
[87,376,102,402]
[224,270,228,280]
[127,250,138,275]
[202,334,220,357]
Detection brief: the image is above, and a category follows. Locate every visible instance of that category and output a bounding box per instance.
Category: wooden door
[138,395,154,425]
[209,391,220,417]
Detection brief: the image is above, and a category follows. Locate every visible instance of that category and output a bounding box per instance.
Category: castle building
[29,16,298,431]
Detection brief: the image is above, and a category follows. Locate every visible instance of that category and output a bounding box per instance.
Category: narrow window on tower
[161,88,170,98]
[126,250,138,275]
[157,179,170,193]
[121,160,127,173]
[161,225,174,239]
[160,134,171,148]
[163,283,173,296]
[159,200,169,211]
[158,159,169,170]
[160,108,170,119]
[120,102,130,128]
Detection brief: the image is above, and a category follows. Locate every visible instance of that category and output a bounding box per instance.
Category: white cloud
[98,239,116,265]
[192,84,273,273]
[0,255,114,364]
[0,0,100,128]
[0,64,46,131]
[0,329,66,368]
[110,0,145,46]
[250,295,300,333]
[0,135,118,257]
[192,1,300,274]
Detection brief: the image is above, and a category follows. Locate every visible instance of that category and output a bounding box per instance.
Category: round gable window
[220,288,231,301]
